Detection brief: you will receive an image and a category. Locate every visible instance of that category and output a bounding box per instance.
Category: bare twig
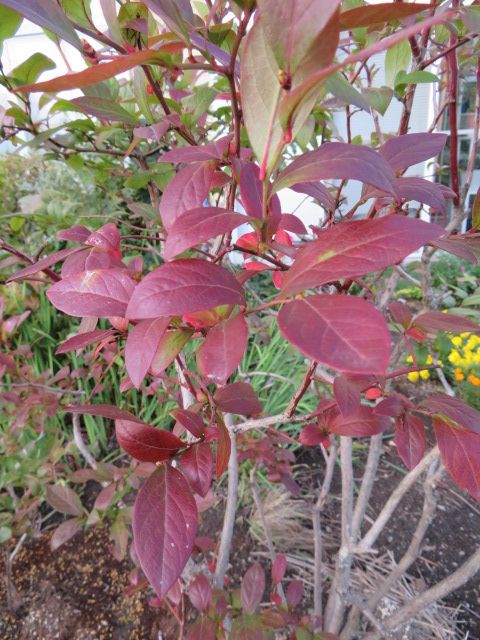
[72,413,97,469]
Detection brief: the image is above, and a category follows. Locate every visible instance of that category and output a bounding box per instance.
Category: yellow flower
[420,369,430,380]
[448,350,461,365]
[451,336,463,347]
[406,355,413,364]
[454,369,465,381]
[460,332,471,339]
[408,371,420,383]
[437,359,443,366]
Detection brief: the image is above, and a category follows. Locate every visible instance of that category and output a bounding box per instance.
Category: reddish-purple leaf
[180,444,213,497]
[187,617,217,640]
[126,259,245,320]
[272,554,287,585]
[273,143,396,196]
[197,313,248,386]
[214,382,263,416]
[292,182,336,212]
[279,214,308,235]
[66,403,145,424]
[216,415,231,479]
[278,295,391,374]
[395,413,426,470]
[172,409,205,438]
[47,269,135,318]
[141,0,194,38]
[328,405,390,437]
[165,207,246,260]
[374,394,412,418]
[281,217,444,295]
[94,484,116,511]
[50,518,82,551]
[380,133,448,172]
[389,301,412,328]
[57,225,91,242]
[1,0,82,51]
[257,0,341,76]
[189,574,212,612]
[115,420,183,462]
[134,117,178,141]
[334,375,361,418]
[125,318,170,389]
[56,329,116,354]
[433,417,480,501]
[151,330,193,376]
[7,247,83,282]
[340,3,430,30]
[413,311,480,335]
[133,465,198,599]
[45,484,83,517]
[61,247,124,278]
[299,423,325,446]
[396,177,454,214]
[421,394,480,435]
[286,580,304,608]
[432,235,480,265]
[241,563,265,614]
[85,223,121,253]
[160,161,216,231]
[158,136,231,163]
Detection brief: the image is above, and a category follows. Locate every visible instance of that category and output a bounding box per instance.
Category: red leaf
[421,394,480,435]
[50,518,82,551]
[299,423,326,446]
[413,311,480,335]
[380,133,448,173]
[133,465,198,599]
[165,208,246,260]
[160,161,216,231]
[292,182,336,212]
[433,418,480,501]
[272,554,287,585]
[374,394,413,417]
[340,3,430,30]
[45,485,83,517]
[7,247,83,282]
[389,301,412,328]
[395,413,426,470]
[57,225,91,242]
[197,313,248,385]
[94,484,116,511]
[216,415,231,479]
[66,403,145,424]
[125,318,170,389]
[214,382,263,416]
[56,329,116,354]
[286,580,304,608]
[273,142,396,196]
[115,420,183,462]
[61,247,123,278]
[85,223,121,253]
[278,295,391,374]
[241,563,265,614]
[334,375,361,417]
[151,330,193,376]
[159,136,231,163]
[179,444,213,497]
[126,259,245,320]
[18,49,171,92]
[328,405,390,437]
[172,409,205,438]
[187,617,217,640]
[432,235,480,265]
[394,177,454,214]
[278,214,308,235]
[189,574,212,612]
[47,269,135,318]
[281,217,444,295]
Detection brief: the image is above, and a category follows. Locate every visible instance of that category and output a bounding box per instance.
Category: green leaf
[0,526,12,543]
[10,216,25,231]
[472,186,480,230]
[397,70,438,87]
[361,86,393,116]
[0,5,22,53]
[9,53,56,87]
[60,0,92,28]
[385,40,411,88]
[133,67,154,122]
[325,72,370,111]
[71,96,138,125]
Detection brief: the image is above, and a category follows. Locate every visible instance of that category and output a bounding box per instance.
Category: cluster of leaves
[2,0,480,637]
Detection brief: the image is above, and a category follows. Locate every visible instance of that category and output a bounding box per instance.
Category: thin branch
[350,434,384,543]
[72,413,97,469]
